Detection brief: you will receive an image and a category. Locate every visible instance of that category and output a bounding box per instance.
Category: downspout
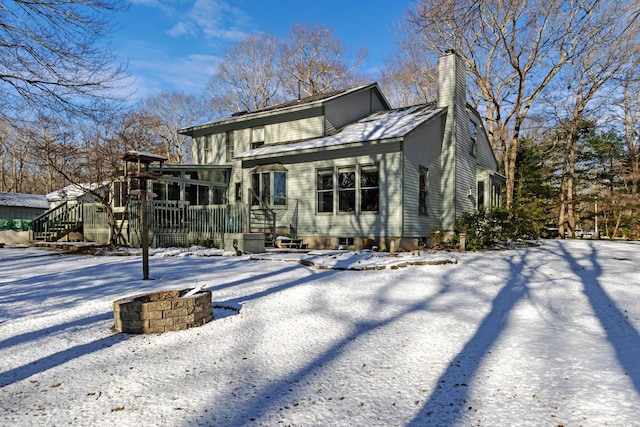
[399,141,404,248]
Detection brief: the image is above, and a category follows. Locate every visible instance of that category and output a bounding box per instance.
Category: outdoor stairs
[276,236,308,250]
[30,201,84,242]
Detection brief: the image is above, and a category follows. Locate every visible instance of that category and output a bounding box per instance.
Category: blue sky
[112,0,414,101]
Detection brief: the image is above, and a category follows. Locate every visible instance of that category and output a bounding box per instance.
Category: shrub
[453,208,541,250]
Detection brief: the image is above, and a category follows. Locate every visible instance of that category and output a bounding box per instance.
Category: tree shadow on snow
[188,252,537,427]
[402,248,537,425]
[0,318,129,387]
[558,241,640,394]
[0,312,112,350]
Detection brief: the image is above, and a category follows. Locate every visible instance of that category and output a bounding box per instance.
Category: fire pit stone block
[113,289,213,334]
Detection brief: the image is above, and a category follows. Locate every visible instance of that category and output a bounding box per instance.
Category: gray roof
[0,192,49,209]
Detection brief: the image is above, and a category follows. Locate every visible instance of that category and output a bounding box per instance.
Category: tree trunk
[567,130,577,238]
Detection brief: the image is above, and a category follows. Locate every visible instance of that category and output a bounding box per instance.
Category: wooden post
[140,178,149,280]
[122,151,166,281]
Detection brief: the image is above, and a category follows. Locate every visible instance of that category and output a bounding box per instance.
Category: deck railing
[128,201,249,248]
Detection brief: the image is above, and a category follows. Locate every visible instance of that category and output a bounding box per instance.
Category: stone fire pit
[113,289,213,334]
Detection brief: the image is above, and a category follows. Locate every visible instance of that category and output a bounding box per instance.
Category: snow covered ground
[1,240,639,426]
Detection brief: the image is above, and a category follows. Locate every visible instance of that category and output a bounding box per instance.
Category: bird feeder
[123,151,167,280]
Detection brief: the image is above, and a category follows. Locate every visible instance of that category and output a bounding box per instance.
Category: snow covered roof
[46,182,107,201]
[235,104,445,160]
[0,192,49,209]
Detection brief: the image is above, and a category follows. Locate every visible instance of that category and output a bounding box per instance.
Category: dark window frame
[470,121,477,157]
[251,170,287,207]
[419,166,429,216]
[316,164,379,214]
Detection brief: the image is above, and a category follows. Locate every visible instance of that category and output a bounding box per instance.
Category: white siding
[456,110,476,217]
[242,144,403,239]
[471,111,498,172]
[230,129,250,200]
[402,120,443,236]
[210,133,227,165]
[325,88,386,131]
[266,116,324,144]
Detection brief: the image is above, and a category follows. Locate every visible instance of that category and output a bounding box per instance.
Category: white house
[178,50,503,250]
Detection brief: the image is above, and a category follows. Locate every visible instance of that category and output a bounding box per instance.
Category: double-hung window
[317,165,379,214]
[477,181,485,210]
[251,127,265,149]
[338,167,356,213]
[317,169,334,213]
[226,131,234,162]
[360,165,379,212]
[419,167,429,215]
[470,121,477,157]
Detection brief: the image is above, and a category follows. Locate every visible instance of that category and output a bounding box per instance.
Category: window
[338,167,356,212]
[235,182,242,203]
[261,172,270,205]
[251,127,265,149]
[251,171,287,206]
[470,121,477,156]
[113,180,128,208]
[226,130,234,161]
[274,171,286,205]
[339,237,354,247]
[317,169,334,213]
[360,165,379,212]
[153,181,180,201]
[317,165,379,214]
[186,183,210,205]
[419,167,429,215]
[251,173,260,205]
[477,181,485,210]
[491,182,501,207]
[212,187,224,204]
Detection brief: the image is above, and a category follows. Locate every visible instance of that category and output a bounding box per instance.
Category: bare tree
[136,91,210,164]
[620,61,640,199]
[280,22,368,99]
[380,24,437,108]
[405,0,640,206]
[207,33,283,116]
[0,0,128,119]
[548,21,640,238]
[30,113,143,246]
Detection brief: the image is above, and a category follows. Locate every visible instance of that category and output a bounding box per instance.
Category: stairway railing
[29,201,84,242]
[247,188,277,245]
